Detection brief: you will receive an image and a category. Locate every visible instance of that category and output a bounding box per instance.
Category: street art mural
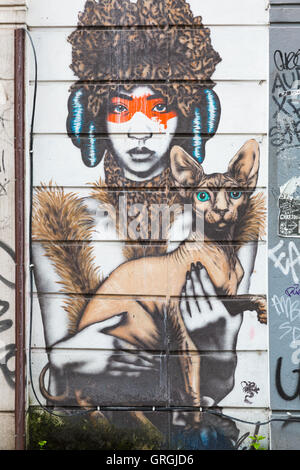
[32,0,267,449]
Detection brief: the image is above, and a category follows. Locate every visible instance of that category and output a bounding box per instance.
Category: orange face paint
[107,94,177,129]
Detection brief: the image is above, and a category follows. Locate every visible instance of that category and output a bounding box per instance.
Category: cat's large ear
[170,145,204,192]
[227,139,260,188]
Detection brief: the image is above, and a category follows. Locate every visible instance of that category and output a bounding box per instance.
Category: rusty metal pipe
[14,27,26,451]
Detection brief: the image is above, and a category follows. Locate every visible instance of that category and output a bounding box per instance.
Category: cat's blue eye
[197,191,211,202]
[230,191,242,199]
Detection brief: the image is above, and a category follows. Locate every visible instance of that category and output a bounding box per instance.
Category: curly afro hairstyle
[67,0,222,167]
[68,0,221,112]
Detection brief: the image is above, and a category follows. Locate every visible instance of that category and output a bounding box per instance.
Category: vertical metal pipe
[14,27,26,451]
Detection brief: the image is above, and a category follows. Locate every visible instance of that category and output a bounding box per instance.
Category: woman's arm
[32,242,71,348]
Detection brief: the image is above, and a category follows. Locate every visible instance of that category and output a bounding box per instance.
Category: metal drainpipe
[14,27,26,451]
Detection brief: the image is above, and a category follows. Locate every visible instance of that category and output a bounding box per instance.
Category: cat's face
[193,176,247,232]
[170,139,260,235]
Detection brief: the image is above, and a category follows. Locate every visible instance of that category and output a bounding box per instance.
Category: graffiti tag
[0,240,15,388]
[241,381,260,404]
[0,300,15,388]
[0,150,9,197]
[285,284,300,297]
[269,241,300,284]
[274,49,300,71]
[269,61,300,161]
[276,356,300,401]
[272,294,300,346]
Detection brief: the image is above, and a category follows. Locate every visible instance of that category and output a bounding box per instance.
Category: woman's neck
[123,161,168,182]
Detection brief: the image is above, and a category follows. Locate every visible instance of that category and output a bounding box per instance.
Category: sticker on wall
[279,177,300,237]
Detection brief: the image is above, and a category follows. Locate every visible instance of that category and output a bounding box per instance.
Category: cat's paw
[255,297,267,324]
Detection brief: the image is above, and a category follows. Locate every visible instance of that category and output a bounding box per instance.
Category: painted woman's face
[106,86,178,180]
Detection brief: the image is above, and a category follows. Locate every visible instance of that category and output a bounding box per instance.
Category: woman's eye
[112,104,128,114]
[229,191,242,199]
[197,191,210,202]
[153,103,167,113]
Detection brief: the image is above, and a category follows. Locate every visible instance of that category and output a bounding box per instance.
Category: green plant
[27,408,166,451]
[248,435,266,450]
[38,440,47,450]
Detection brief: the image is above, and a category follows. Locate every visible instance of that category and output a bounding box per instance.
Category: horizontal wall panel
[29,350,268,408]
[31,134,268,188]
[29,350,169,407]
[0,0,26,4]
[0,6,26,24]
[166,242,267,295]
[270,6,300,22]
[167,299,267,352]
[31,293,268,351]
[219,351,269,408]
[270,412,300,450]
[271,0,300,4]
[190,0,269,26]
[28,26,268,82]
[30,81,268,135]
[169,351,268,407]
[27,0,269,27]
[32,185,267,242]
[32,240,267,296]
[31,294,169,348]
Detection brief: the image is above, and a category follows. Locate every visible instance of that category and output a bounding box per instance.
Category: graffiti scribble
[285,284,300,297]
[0,300,15,389]
[241,381,260,404]
[269,241,300,284]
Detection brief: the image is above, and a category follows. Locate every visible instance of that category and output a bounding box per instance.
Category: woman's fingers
[97,313,125,333]
[180,287,192,318]
[189,263,214,312]
[112,351,155,368]
[182,265,205,315]
[110,361,154,372]
[185,272,194,298]
[190,263,205,298]
[109,370,144,378]
[108,352,157,377]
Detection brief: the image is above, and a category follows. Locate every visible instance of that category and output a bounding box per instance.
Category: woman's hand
[180,263,244,403]
[180,263,243,350]
[49,314,156,378]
